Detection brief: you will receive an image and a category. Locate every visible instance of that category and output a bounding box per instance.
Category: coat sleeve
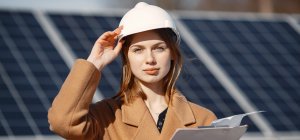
[189,102,217,126]
[203,109,217,126]
[48,59,102,139]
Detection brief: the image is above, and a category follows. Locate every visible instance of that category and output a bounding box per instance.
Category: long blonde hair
[113,28,183,105]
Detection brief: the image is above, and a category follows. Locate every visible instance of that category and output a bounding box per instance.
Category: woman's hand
[87,26,124,71]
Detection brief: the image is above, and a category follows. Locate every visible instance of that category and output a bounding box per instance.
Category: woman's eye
[155,47,165,52]
[133,48,142,53]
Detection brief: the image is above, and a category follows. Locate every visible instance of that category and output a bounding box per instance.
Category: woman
[48,2,216,140]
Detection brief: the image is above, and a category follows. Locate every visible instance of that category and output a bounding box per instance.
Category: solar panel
[0,11,69,136]
[182,18,300,131]
[178,40,259,132]
[48,14,122,98]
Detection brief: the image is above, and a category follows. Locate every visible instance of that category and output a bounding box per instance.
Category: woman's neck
[139,81,164,100]
[138,81,167,112]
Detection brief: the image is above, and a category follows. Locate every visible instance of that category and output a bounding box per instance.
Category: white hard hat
[118,2,180,43]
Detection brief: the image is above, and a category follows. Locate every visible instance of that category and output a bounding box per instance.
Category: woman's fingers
[97,40,111,47]
[113,26,123,34]
[114,40,124,54]
[98,26,123,42]
[95,26,124,49]
[99,31,115,40]
[100,26,122,40]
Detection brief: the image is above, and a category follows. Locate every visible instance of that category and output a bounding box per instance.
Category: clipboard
[171,125,248,140]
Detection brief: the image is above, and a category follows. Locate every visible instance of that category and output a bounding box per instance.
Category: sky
[0,0,135,11]
[0,0,205,12]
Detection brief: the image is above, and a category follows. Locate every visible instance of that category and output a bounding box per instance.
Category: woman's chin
[138,77,163,84]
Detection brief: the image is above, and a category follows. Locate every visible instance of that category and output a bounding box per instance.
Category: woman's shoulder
[92,98,122,110]
[174,90,215,118]
[88,98,123,121]
[188,101,217,125]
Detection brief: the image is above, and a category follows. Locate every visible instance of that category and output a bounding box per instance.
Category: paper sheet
[211,111,265,127]
[171,111,264,140]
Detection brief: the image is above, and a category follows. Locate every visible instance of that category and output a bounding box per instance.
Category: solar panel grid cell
[0,119,7,135]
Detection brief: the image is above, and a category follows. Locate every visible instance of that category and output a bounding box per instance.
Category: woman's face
[127,30,172,84]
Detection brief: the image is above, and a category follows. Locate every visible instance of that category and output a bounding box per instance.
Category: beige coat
[48,59,217,140]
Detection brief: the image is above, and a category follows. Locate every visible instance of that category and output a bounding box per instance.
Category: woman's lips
[144,68,159,75]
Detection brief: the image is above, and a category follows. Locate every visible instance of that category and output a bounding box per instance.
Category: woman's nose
[145,51,156,65]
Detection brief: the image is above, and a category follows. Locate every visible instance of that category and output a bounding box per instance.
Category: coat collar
[122,97,160,139]
[170,92,196,125]
[121,92,196,140]
[121,97,148,127]
[160,92,196,140]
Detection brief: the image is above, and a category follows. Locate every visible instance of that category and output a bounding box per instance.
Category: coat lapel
[122,97,160,140]
[160,92,196,140]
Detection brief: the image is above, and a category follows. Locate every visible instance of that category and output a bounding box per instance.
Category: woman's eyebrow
[153,42,166,46]
[129,41,166,48]
[129,44,144,48]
